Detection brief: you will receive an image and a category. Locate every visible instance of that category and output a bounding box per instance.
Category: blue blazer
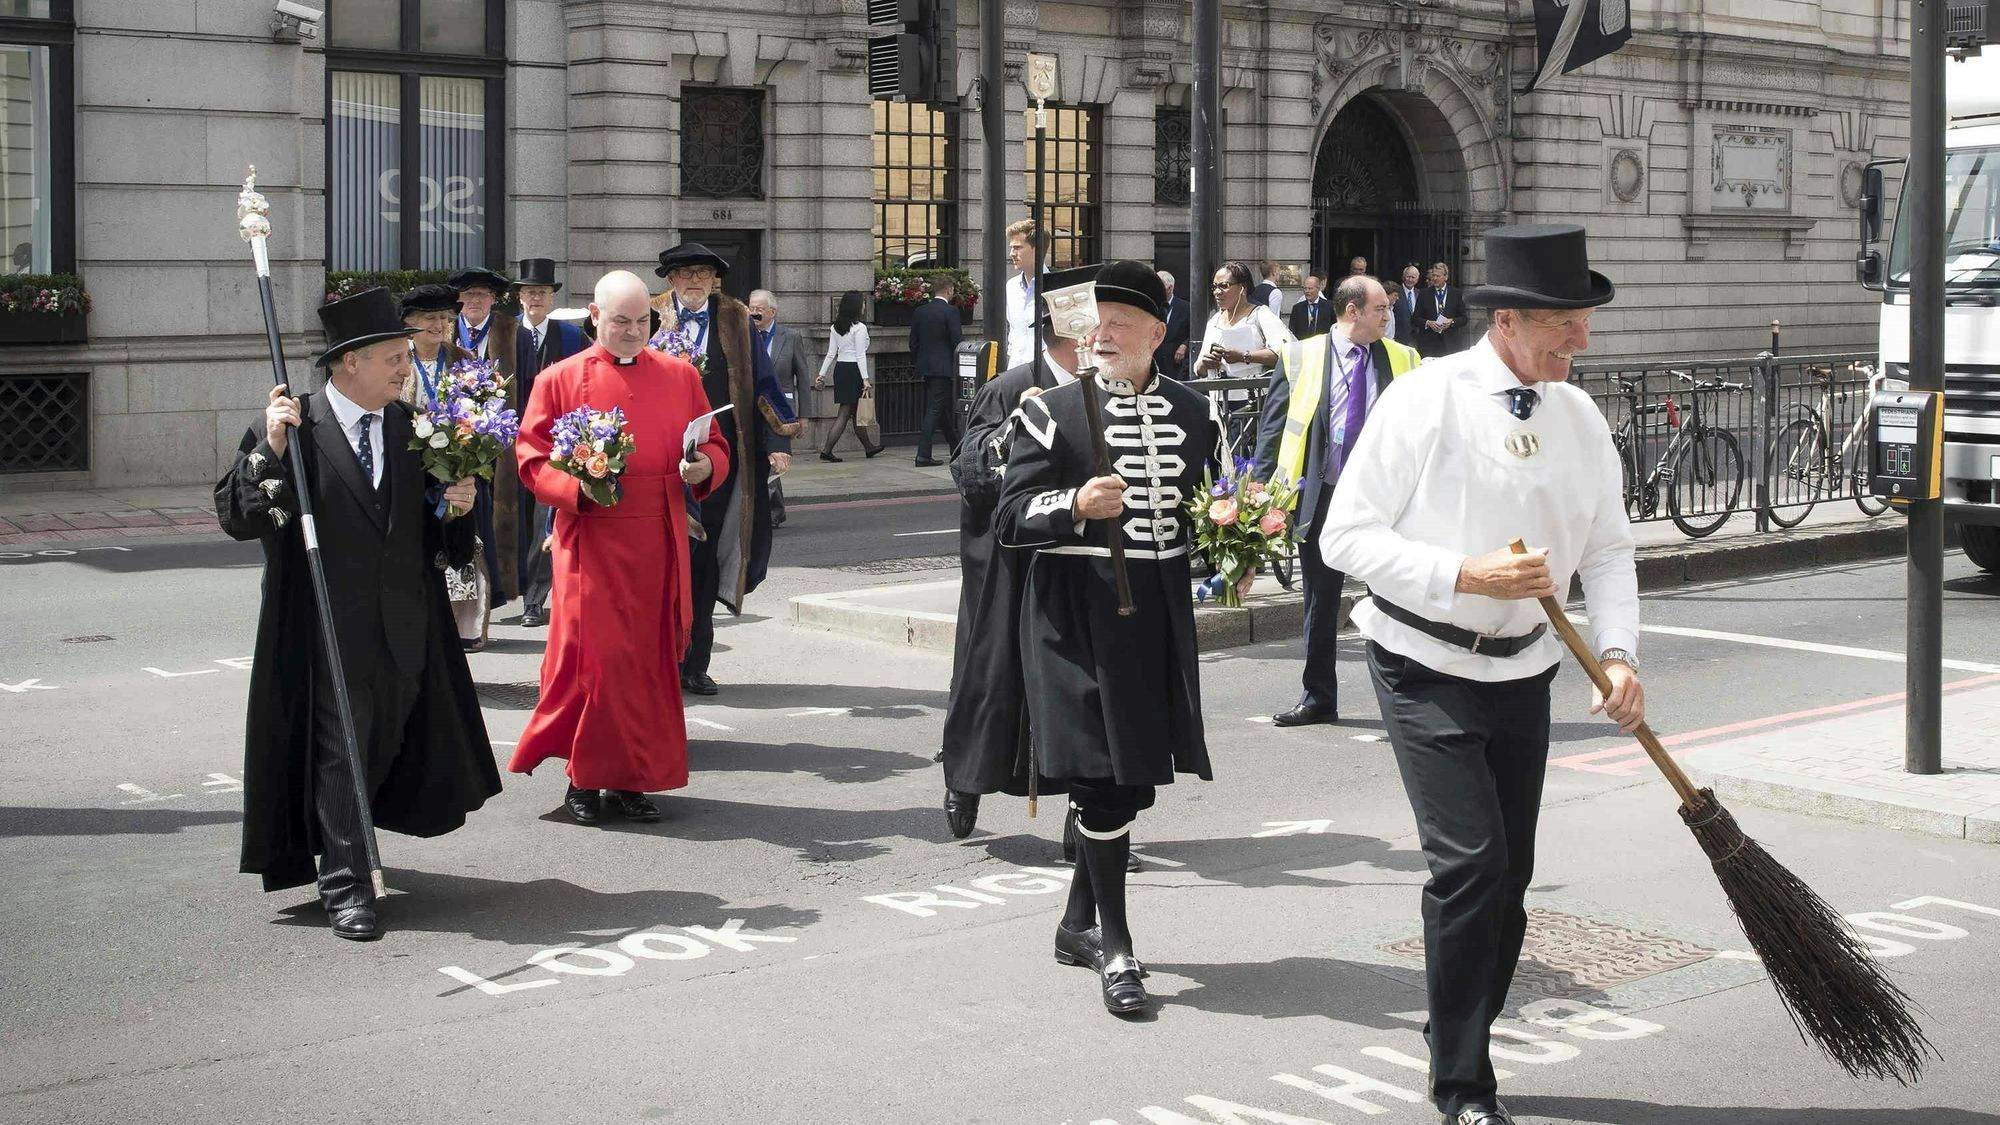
[516,318,588,400]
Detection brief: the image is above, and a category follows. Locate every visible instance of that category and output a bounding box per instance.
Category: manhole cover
[1381,908,1712,998]
[835,554,960,575]
[475,681,540,708]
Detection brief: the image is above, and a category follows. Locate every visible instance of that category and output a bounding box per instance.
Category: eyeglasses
[1211,282,1234,290]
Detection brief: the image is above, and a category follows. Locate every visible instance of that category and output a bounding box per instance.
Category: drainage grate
[835,554,960,575]
[1381,908,1713,998]
[474,680,541,709]
[0,372,90,473]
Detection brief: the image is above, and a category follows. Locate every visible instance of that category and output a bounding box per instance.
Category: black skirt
[832,361,864,406]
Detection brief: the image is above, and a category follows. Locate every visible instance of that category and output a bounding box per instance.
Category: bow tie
[679,307,710,328]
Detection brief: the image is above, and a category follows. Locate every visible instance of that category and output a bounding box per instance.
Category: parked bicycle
[1202,382,1295,591]
[1609,371,1749,538]
[1763,361,1891,527]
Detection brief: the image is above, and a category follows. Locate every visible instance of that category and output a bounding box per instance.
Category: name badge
[1505,430,1541,459]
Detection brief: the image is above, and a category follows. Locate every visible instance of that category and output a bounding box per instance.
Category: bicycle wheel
[1763,418,1823,529]
[1612,428,1638,519]
[1668,428,1745,538]
[1844,440,1889,516]
[1270,552,1296,591]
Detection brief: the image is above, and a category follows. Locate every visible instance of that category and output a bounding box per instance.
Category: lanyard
[458,315,490,354]
[413,345,446,405]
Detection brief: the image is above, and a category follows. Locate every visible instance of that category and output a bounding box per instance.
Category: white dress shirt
[459,314,491,359]
[322,379,385,488]
[1265,285,1285,314]
[1319,334,1638,682]
[817,322,873,385]
[522,313,548,353]
[1005,272,1037,369]
[673,298,712,360]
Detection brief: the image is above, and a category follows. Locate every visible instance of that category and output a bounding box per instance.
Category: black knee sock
[1080,832,1134,961]
[1061,837,1096,931]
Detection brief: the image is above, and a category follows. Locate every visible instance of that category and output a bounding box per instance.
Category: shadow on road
[0,805,241,838]
[1148,955,1425,1028]
[971,825,1427,891]
[597,794,958,861]
[700,681,948,720]
[1510,1097,2000,1124]
[692,739,935,784]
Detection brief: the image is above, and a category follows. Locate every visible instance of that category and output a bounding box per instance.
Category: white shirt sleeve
[818,332,838,380]
[1256,306,1296,354]
[1576,416,1640,658]
[1318,380,1467,615]
[855,324,872,385]
[1266,287,1284,314]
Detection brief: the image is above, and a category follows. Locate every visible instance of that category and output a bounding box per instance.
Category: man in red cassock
[512,270,732,825]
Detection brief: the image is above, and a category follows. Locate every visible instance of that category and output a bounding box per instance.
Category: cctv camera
[271,0,322,40]
[275,1,323,21]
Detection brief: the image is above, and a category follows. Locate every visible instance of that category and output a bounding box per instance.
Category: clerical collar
[613,354,638,366]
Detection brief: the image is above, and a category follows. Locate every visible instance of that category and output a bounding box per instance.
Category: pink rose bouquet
[1187,454,1299,608]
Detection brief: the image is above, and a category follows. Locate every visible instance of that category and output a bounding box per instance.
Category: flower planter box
[873,303,915,328]
[0,312,87,346]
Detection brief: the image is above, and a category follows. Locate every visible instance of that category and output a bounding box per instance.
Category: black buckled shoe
[1272,703,1337,727]
[564,785,602,826]
[607,790,662,822]
[329,905,381,942]
[681,672,719,696]
[1054,923,1103,970]
[1100,954,1151,1016]
[944,790,980,839]
[1448,1104,1516,1125]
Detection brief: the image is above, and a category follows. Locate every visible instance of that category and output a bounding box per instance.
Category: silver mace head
[1042,277,1099,380]
[237,165,271,243]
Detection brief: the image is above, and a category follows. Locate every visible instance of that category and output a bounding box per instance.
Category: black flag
[1525,0,1632,92]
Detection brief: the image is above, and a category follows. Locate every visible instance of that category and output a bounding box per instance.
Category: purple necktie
[1325,344,1370,483]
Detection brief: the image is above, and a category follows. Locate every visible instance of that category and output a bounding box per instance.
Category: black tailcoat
[995,371,1219,787]
[214,393,501,893]
[941,358,1068,796]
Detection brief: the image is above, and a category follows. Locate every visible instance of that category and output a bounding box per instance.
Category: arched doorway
[1310,93,1463,284]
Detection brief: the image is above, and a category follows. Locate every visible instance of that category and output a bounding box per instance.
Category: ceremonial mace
[1042,276,1134,616]
[1509,539,1930,1082]
[238,169,387,898]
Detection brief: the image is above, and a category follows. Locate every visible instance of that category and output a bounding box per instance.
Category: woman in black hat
[1318,224,1643,1125]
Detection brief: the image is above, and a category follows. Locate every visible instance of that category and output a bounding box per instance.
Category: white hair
[593,269,650,306]
[748,289,776,307]
[1156,270,1175,291]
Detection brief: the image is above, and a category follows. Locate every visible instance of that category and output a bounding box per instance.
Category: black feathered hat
[514,258,562,291]
[655,242,731,279]
[398,282,461,319]
[316,287,418,368]
[1463,224,1615,310]
[1093,259,1168,322]
[446,266,513,294]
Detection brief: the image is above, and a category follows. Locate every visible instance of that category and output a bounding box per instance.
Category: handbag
[855,385,877,429]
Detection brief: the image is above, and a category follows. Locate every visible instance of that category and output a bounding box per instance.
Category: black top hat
[398,282,461,319]
[655,242,731,279]
[515,258,562,291]
[1093,259,1168,322]
[1463,224,1615,310]
[446,266,513,294]
[317,287,418,368]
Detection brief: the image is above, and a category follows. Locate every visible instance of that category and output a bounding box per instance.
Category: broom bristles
[1680,789,1935,1083]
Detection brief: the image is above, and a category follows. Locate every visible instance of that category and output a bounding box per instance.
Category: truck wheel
[1963,524,2000,574]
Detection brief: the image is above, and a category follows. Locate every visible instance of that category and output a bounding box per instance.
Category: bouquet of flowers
[650,317,706,375]
[409,358,519,516]
[1186,455,1299,608]
[549,405,636,508]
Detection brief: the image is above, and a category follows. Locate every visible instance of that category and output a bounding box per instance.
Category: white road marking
[143,666,219,679]
[1606,619,2000,674]
[1245,715,1274,724]
[1255,820,1336,838]
[787,706,850,718]
[116,783,182,804]
[1351,734,1386,743]
[687,716,735,731]
[892,529,957,537]
[0,678,57,693]
[201,772,243,794]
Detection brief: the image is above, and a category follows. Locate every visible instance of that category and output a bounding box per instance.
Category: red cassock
[511,343,732,792]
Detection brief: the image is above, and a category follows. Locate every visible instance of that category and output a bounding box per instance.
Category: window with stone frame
[1154,106,1190,207]
[873,99,956,267]
[325,0,506,271]
[681,87,766,200]
[0,0,73,275]
[1023,104,1101,270]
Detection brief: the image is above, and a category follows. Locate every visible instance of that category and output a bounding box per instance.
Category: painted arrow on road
[0,679,57,693]
[1254,820,1337,837]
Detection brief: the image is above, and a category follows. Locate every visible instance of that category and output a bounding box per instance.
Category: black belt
[1369,596,1546,657]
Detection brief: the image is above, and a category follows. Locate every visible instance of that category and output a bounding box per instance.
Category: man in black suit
[1415,261,1468,356]
[1392,263,1422,347]
[214,287,500,941]
[1288,273,1332,338]
[910,276,964,467]
[1153,269,1190,377]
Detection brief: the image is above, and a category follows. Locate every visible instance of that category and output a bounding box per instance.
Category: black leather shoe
[460,638,487,654]
[607,790,661,822]
[864,444,885,458]
[520,610,546,628]
[770,507,786,529]
[1447,1104,1516,1125]
[330,905,381,941]
[681,672,719,696]
[944,789,980,839]
[914,458,943,467]
[1100,954,1150,1015]
[1272,703,1337,727]
[1054,923,1103,970]
[564,785,601,826]
[819,451,843,463]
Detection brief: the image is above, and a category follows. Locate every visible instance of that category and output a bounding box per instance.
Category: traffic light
[868,0,954,103]
[1944,0,2000,49]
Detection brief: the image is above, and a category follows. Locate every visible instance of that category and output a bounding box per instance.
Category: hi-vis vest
[1272,333,1420,487]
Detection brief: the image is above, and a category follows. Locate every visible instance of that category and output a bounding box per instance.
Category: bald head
[591,270,652,358]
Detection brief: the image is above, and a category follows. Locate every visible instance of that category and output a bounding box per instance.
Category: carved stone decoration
[1310,16,1507,135]
[1608,148,1644,203]
[1311,95,1420,214]
[1839,159,1866,209]
[1711,124,1789,211]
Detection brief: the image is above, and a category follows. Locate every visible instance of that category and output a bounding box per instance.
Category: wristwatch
[1598,647,1638,671]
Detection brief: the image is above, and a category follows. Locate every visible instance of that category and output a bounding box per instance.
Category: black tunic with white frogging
[994,371,1219,787]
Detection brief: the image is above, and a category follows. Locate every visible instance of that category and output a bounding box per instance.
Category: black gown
[993,369,1219,791]
[214,398,501,893]
[941,358,1068,796]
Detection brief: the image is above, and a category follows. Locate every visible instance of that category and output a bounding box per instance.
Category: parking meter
[1866,390,1943,502]
[956,339,1001,433]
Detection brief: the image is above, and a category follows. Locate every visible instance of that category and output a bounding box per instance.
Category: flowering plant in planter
[870,266,979,316]
[0,274,91,317]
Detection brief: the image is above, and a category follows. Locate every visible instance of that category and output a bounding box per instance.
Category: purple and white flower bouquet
[409,357,520,516]
[549,405,636,509]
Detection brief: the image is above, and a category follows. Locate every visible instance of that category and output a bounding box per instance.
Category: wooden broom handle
[1507,539,1701,806]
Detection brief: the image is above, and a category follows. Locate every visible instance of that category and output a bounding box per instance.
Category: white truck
[1857,49,2000,573]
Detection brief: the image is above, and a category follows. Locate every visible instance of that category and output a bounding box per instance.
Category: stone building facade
[0,0,1910,489]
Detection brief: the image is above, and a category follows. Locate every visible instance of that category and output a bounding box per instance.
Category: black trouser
[521,500,554,615]
[917,376,958,461]
[1298,485,1345,712]
[311,644,419,912]
[1367,642,1555,1116]
[684,535,721,677]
